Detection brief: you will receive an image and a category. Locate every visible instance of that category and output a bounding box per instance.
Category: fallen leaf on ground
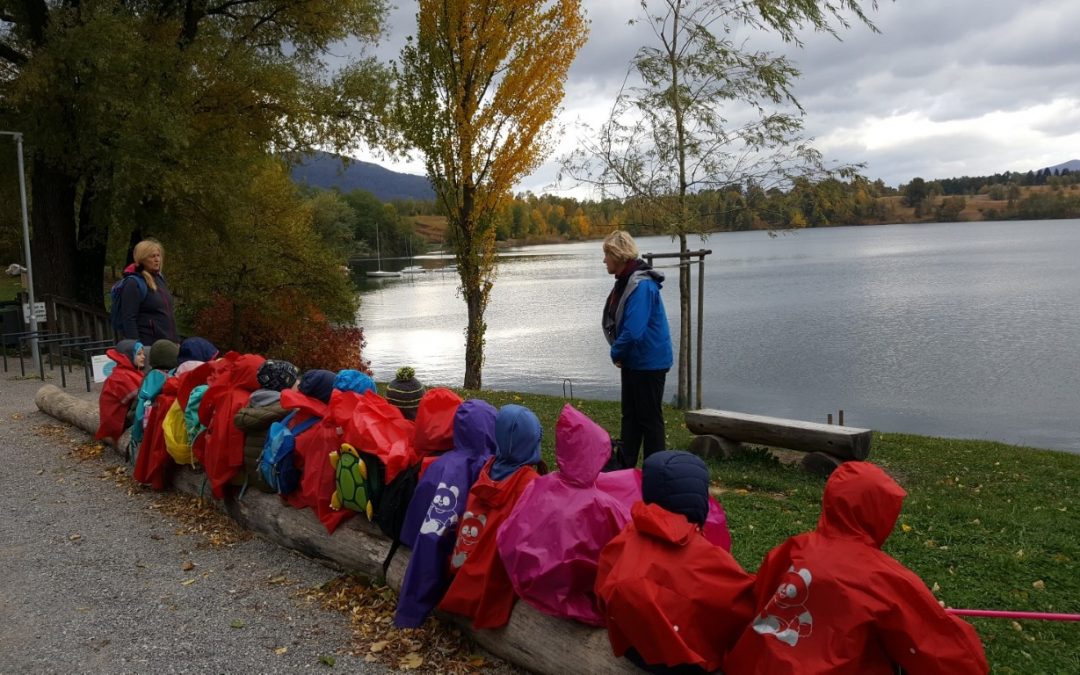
[369,641,389,653]
[274,647,288,655]
[181,561,195,571]
[399,652,424,669]
[1032,580,1045,590]
[230,619,245,629]
[181,579,196,586]
[318,655,336,667]
[69,534,82,541]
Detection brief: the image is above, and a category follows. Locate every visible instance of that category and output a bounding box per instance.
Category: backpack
[109,274,148,337]
[259,411,320,495]
[163,399,194,467]
[330,443,385,518]
[373,462,421,576]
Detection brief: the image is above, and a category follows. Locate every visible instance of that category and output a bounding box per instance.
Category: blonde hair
[603,230,639,264]
[132,239,163,292]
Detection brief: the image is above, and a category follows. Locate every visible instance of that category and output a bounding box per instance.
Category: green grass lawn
[435,387,1079,673]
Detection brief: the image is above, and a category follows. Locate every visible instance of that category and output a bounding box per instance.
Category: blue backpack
[109,274,148,337]
[259,411,320,495]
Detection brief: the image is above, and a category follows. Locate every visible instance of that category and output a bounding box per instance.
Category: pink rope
[947,609,1080,622]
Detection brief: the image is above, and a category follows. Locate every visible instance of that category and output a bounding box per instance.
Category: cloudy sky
[346,0,1080,194]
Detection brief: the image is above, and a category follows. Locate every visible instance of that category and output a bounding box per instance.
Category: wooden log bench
[34,384,637,675]
[684,408,873,476]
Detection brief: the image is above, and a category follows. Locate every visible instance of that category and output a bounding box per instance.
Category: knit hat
[149,339,180,371]
[641,450,710,527]
[177,336,219,365]
[334,369,376,395]
[298,369,336,404]
[387,366,426,421]
[258,359,300,392]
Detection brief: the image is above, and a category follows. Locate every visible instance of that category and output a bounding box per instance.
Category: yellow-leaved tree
[396,0,588,389]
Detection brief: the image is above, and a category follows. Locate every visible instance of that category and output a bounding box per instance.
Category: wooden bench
[684,408,872,476]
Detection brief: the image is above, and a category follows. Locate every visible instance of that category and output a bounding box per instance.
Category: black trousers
[619,368,667,468]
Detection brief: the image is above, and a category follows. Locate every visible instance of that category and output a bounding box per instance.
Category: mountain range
[290,151,434,202]
[1043,159,1080,173]
[290,150,1080,202]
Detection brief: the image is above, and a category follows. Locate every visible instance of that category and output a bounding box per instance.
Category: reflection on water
[356,220,1080,453]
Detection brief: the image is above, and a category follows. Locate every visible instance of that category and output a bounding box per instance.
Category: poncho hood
[818,461,906,548]
[555,404,610,487]
[490,404,541,481]
[452,399,499,458]
[414,388,463,453]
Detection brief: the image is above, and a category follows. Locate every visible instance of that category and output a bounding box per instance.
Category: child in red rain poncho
[596,451,755,674]
[95,340,145,445]
[724,461,988,675]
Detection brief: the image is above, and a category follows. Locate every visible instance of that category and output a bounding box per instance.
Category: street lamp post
[1,131,39,365]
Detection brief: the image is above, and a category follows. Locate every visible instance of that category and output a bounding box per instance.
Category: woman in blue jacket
[601,230,673,468]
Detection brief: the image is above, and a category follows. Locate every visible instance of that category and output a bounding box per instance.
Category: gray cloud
[347,0,1080,191]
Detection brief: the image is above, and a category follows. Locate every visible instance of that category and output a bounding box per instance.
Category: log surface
[685,408,872,460]
[34,385,637,675]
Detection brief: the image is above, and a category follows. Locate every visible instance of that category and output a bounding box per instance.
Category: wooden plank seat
[684,409,873,476]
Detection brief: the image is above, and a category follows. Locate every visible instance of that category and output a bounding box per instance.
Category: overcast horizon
[339,0,1080,196]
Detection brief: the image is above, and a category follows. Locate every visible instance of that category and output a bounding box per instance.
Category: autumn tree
[562,0,879,408]
[0,0,392,307]
[396,0,588,389]
[173,159,360,354]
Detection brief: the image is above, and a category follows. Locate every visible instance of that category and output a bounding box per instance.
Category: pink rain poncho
[495,404,630,626]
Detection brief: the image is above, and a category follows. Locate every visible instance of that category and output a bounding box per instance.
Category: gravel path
[0,367,390,674]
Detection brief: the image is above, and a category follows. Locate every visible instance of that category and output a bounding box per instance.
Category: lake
[354,220,1080,453]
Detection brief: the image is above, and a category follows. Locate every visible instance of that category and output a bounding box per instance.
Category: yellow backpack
[163,399,195,467]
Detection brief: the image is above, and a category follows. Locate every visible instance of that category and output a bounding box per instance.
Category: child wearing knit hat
[249,359,301,407]
[148,339,180,371]
[387,366,426,420]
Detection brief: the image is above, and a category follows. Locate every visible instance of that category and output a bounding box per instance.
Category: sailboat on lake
[366,221,402,278]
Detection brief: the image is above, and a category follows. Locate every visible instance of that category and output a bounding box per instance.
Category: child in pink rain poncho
[495,404,631,626]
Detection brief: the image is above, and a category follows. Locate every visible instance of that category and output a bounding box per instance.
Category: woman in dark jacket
[119,239,177,344]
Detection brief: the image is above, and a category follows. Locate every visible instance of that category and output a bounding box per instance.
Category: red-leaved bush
[192,294,370,373]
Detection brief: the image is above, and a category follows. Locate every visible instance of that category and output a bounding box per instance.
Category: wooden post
[839,409,844,426]
[695,256,704,409]
[827,413,833,425]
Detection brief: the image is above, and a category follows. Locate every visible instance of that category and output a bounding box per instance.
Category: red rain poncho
[95,348,144,444]
[596,501,756,671]
[197,353,264,498]
[724,462,988,675]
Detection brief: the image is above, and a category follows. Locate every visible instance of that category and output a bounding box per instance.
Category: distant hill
[290,151,435,202]
[1043,159,1080,173]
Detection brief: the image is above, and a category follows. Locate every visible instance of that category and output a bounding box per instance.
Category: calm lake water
[354,220,1080,453]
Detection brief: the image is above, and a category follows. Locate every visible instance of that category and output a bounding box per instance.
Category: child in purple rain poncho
[394,399,498,628]
[495,404,631,626]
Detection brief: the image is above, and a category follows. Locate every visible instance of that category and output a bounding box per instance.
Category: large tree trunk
[29,155,80,302]
[74,172,110,309]
[464,284,485,390]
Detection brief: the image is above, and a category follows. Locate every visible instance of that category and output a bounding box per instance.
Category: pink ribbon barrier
[947,609,1080,622]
